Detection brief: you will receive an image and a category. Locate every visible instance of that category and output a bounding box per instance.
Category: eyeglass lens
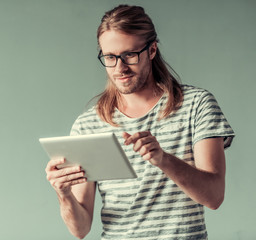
[98,42,151,67]
[101,53,139,67]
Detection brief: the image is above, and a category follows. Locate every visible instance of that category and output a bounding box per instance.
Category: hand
[123,131,165,167]
[45,158,87,196]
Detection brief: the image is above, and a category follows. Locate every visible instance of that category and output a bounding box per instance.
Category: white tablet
[39,132,137,181]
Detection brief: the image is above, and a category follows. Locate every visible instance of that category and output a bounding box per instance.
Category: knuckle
[72,179,79,185]
[58,183,64,189]
[136,132,142,138]
[62,169,69,176]
[46,174,51,181]
[60,168,71,177]
[144,145,150,153]
[144,144,150,151]
[54,181,62,189]
[50,179,56,187]
[66,174,73,182]
[45,164,51,173]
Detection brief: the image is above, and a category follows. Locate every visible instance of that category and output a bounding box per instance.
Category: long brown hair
[96,5,183,126]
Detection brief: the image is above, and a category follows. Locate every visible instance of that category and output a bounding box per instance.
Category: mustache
[113,72,134,78]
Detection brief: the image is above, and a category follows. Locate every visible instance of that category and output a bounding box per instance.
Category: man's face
[99,30,156,95]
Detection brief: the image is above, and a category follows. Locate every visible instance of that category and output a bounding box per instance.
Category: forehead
[99,30,145,54]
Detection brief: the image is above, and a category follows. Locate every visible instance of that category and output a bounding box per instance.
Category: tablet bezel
[39,132,137,181]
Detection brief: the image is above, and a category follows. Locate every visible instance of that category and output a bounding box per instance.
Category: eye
[124,52,137,58]
[104,55,116,61]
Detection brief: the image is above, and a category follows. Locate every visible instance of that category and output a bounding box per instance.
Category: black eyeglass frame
[97,42,153,68]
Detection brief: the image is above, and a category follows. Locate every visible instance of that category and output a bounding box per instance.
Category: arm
[45,158,96,239]
[123,131,226,210]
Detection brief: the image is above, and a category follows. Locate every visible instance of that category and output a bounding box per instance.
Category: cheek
[137,57,150,72]
[106,69,114,79]
[138,62,150,76]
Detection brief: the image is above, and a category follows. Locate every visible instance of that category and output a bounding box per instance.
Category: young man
[45,5,234,240]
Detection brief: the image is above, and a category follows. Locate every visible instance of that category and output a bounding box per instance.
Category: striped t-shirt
[71,85,235,240]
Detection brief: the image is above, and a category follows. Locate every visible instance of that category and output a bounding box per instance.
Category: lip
[116,75,133,81]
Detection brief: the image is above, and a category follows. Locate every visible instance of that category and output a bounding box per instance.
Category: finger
[133,135,156,152]
[122,132,131,141]
[142,151,155,161]
[124,131,151,145]
[50,170,86,188]
[139,141,159,156]
[52,176,87,190]
[45,157,65,172]
[57,170,86,184]
[48,165,82,180]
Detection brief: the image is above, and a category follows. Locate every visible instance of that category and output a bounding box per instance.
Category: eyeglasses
[98,42,152,68]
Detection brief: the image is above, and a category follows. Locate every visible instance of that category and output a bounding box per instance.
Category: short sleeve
[69,108,96,136]
[70,117,82,136]
[192,90,235,149]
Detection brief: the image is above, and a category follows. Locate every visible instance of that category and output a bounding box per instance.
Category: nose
[114,57,129,73]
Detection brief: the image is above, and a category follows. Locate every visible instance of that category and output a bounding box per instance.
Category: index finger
[124,131,151,145]
[45,157,65,172]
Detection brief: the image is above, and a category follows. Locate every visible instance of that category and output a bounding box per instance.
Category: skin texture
[45,30,226,239]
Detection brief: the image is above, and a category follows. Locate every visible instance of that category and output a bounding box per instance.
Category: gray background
[0,0,255,239]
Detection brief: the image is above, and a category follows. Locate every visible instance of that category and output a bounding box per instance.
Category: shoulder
[76,106,98,123]
[181,84,217,105]
[182,84,213,97]
[70,106,100,135]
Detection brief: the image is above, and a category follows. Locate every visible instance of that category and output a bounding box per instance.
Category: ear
[149,41,157,60]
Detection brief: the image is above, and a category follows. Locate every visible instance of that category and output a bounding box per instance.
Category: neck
[117,82,163,118]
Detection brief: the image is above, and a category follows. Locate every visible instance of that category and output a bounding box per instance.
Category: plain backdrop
[0,0,255,239]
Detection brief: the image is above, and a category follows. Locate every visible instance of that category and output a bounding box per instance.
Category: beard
[109,66,151,95]
[116,76,148,94]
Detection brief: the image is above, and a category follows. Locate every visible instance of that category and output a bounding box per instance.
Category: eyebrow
[102,47,142,55]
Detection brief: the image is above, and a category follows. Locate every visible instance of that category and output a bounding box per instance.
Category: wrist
[57,187,73,201]
[158,151,172,170]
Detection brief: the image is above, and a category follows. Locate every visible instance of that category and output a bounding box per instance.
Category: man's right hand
[45,158,87,196]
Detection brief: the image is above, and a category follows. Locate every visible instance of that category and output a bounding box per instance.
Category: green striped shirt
[71,85,234,239]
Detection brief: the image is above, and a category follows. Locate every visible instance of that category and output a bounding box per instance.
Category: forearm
[58,191,92,239]
[159,152,225,210]
[123,132,226,210]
